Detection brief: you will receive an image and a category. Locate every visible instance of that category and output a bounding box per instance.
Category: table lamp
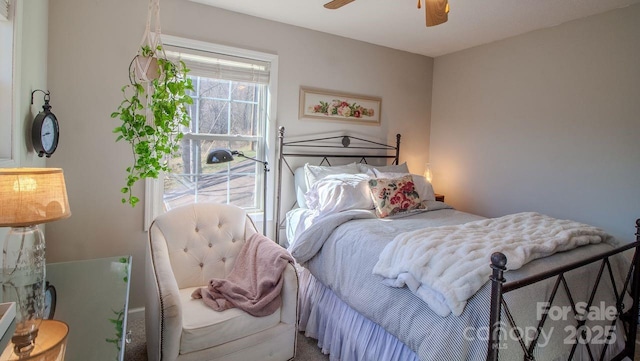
[424,163,433,183]
[207,149,269,235]
[0,320,69,360]
[0,168,70,357]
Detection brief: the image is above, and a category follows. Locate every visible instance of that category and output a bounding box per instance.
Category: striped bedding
[290,206,629,360]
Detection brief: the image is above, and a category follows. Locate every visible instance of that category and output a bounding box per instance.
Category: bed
[274,126,640,361]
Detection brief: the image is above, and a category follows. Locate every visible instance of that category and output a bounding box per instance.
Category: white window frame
[144,35,278,236]
[0,0,17,167]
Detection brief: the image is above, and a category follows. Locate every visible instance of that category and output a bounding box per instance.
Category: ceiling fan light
[425,0,448,27]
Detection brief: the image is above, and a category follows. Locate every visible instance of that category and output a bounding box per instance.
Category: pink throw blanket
[191,233,294,317]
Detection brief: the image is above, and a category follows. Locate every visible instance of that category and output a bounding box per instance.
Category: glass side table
[47,256,132,361]
[1,256,132,361]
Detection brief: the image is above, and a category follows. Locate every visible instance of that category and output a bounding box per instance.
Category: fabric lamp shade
[0,168,71,227]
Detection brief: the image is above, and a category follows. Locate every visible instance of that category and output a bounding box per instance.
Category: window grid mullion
[254,85,262,208]
[226,82,232,136]
[190,78,202,183]
[225,81,232,206]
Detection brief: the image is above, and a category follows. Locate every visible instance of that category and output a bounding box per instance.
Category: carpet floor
[123,318,329,361]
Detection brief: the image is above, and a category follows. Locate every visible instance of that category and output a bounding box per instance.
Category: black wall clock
[31,90,60,158]
[44,281,57,320]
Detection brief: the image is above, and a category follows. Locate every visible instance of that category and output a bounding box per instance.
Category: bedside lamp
[0,168,70,357]
[424,163,433,183]
[207,149,268,235]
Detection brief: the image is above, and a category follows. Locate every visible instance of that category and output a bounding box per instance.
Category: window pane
[231,82,258,102]
[230,101,258,136]
[199,77,229,99]
[163,174,197,209]
[167,138,201,175]
[228,172,256,208]
[198,99,229,134]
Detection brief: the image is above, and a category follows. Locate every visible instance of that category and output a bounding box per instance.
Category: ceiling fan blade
[324,0,355,10]
[425,0,448,27]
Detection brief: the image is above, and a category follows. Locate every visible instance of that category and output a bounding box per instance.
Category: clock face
[32,110,59,157]
[41,115,56,153]
[44,282,56,320]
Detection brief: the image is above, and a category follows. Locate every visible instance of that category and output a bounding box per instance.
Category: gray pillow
[357,162,409,174]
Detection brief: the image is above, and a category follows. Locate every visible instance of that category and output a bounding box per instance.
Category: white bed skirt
[297,265,420,361]
[297,263,629,361]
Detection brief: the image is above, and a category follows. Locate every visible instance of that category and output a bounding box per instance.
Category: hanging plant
[110,0,193,207]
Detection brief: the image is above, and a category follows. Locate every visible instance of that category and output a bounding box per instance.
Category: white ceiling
[189,0,640,57]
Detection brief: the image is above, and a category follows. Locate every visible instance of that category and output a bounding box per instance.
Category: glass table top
[46,256,132,361]
[0,256,132,361]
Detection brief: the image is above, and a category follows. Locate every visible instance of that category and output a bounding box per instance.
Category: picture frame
[299,87,381,125]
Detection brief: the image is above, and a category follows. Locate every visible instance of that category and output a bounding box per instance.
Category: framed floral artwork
[299,87,381,125]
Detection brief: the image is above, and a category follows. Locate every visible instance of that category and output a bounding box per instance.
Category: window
[164,76,268,210]
[145,35,277,231]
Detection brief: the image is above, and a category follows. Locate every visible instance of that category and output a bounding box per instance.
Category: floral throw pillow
[368,175,424,218]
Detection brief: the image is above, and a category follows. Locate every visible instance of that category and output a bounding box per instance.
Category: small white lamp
[0,168,70,357]
[424,163,433,183]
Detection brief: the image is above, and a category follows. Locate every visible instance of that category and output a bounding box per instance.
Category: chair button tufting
[231,239,236,243]
[195,227,199,232]
[184,248,188,252]
[221,257,226,262]
[199,263,203,268]
[208,243,212,248]
[218,223,222,229]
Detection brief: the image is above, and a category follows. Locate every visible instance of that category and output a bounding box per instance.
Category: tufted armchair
[145,203,297,361]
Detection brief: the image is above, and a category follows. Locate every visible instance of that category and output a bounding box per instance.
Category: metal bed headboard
[274,126,401,245]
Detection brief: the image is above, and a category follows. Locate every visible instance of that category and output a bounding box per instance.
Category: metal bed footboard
[488,219,640,361]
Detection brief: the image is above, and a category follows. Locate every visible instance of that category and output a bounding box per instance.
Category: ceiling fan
[323,0,450,27]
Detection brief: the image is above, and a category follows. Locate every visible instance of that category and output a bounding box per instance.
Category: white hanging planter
[131,54,161,83]
[129,0,165,84]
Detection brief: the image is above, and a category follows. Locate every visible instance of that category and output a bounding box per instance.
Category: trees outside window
[163,77,268,212]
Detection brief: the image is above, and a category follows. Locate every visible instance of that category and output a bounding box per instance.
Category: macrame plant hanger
[132,0,166,84]
[130,0,169,128]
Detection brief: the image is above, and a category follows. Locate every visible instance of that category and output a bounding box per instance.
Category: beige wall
[45,0,433,308]
[430,5,640,242]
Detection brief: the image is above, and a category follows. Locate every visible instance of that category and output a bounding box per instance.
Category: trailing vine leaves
[105,308,125,359]
[105,257,130,359]
[111,45,194,207]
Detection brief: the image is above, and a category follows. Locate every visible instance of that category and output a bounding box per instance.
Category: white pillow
[305,173,373,215]
[303,162,360,189]
[357,162,410,175]
[294,167,309,208]
[373,172,435,202]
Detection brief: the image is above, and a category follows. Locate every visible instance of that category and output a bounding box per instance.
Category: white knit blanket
[372,212,614,317]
